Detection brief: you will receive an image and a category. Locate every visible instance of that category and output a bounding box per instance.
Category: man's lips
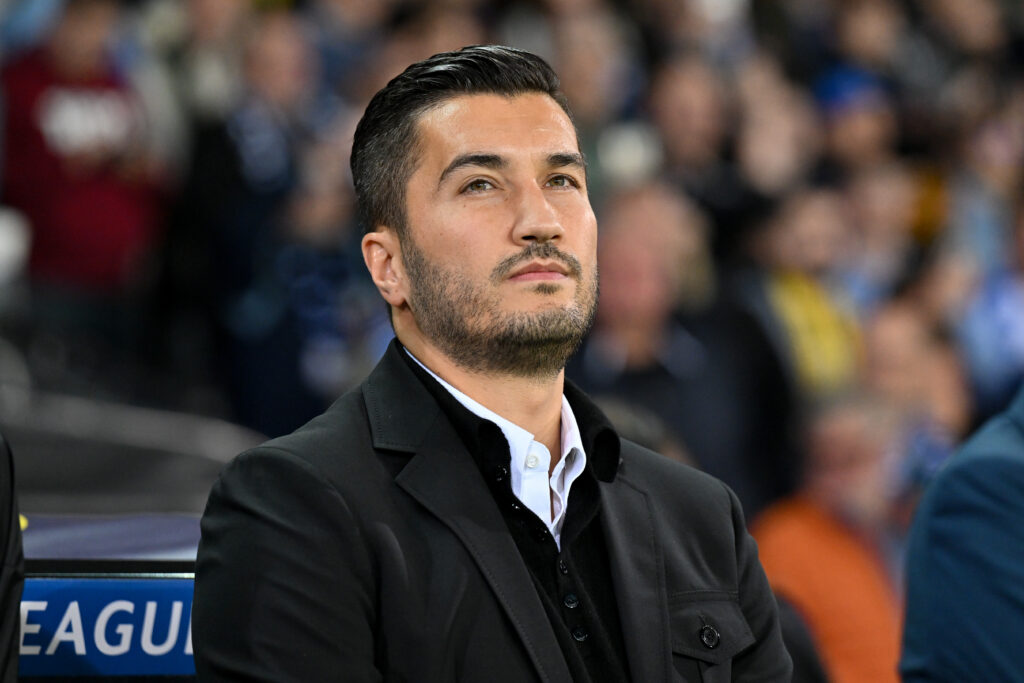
[507,260,572,281]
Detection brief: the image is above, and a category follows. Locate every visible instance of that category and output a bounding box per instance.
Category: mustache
[491,242,583,281]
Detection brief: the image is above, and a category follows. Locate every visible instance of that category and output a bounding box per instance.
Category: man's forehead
[412,92,581,164]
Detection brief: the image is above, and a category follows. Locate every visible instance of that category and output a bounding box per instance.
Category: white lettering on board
[46,601,86,655]
[140,601,182,656]
[94,600,135,656]
[19,601,47,655]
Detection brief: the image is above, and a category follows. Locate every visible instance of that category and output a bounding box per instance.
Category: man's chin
[501,291,580,314]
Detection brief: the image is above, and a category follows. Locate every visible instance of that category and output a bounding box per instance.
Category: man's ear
[362,227,408,309]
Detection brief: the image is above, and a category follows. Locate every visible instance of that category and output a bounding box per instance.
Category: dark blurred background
[1,0,1022,678]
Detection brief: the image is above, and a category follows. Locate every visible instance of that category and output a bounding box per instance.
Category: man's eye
[547,175,579,188]
[463,179,494,193]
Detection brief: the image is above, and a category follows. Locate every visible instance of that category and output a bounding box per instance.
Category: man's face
[398,93,599,377]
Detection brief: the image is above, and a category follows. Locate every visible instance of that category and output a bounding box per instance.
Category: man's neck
[401,334,565,459]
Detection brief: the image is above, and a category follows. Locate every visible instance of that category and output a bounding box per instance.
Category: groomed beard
[401,237,598,379]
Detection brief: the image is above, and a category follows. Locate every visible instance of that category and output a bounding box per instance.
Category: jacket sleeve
[726,483,793,682]
[193,447,382,682]
[901,452,1024,682]
[0,434,24,682]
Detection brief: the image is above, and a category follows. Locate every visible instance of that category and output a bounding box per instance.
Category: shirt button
[557,559,569,575]
[571,626,589,642]
[526,454,539,469]
[563,593,579,609]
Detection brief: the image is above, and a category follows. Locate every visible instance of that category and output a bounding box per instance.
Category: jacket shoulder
[618,438,736,509]
[222,388,378,487]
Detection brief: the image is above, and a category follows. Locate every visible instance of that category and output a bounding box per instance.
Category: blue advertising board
[19,562,195,678]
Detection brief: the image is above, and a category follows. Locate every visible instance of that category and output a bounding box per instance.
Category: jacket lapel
[600,477,672,683]
[362,344,571,683]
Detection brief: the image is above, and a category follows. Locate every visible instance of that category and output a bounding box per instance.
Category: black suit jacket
[1,433,23,682]
[193,342,791,682]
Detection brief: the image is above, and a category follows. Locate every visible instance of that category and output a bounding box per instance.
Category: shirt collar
[406,348,583,459]
[398,343,619,482]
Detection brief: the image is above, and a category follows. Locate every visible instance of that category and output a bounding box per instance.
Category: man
[901,381,1024,681]
[753,392,903,683]
[566,184,799,518]
[193,45,791,682]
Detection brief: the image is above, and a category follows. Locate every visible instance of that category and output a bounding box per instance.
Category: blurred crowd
[1,0,1023,679]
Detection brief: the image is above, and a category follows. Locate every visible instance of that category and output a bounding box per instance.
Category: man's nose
[512,183,565,244]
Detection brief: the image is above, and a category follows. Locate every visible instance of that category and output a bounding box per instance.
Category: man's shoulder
[926,402,1024,505]
[615,438,735,513]
[618,437,720,482]
[910,399,1024,541]
[224,387,377,485]
[277,385,368,439]
[955,412,1024,467]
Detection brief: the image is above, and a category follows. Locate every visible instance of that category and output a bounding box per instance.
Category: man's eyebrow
[548,152,585,170]
[437,153,506,187]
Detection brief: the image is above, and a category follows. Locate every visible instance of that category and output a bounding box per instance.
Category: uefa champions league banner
[19,576,195,677]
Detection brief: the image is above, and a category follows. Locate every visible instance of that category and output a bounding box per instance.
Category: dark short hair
[350,45,574,235]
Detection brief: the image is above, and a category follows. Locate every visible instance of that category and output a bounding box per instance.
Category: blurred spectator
[567,183,800,516]
[748,0,834,84]
[896,241,979,340]
[835,161,919,316]
[0,0,167,398]
[157,8,383,436]
[404,2,487,65]
[0,0,63,60]
[833,0,906,75]
[0,0,161,290]
[648,52,725,181]
[1,0,161,294]
[139,0,252,131]
[628,0,756,68]
[814,65,898,182]
[863,299,971,436]
[549,8,644,200]
[735,53,822,199]
[346,1,488,105]
[738,187,861,401]
[918,0,1009,61]
[304,0,398,103]
[957,206,1024,421]
[753,392,904,683]
[649,52,771,265]
[141,0,254,413]
[942,91,1024,280]
[860,299,967,527]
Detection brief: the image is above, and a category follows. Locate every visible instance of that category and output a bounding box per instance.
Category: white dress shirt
[408,352,587,549]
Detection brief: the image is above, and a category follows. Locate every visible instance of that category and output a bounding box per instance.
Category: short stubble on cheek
[402,233,598,377]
